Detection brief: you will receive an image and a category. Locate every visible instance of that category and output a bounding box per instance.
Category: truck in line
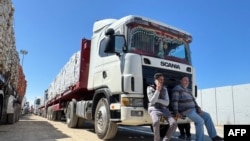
[38,15,197,139]
[0,0,27,124]
[0,65,27,124]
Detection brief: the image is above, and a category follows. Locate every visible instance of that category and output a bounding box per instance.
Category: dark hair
[154,73,164,80]
[180,75,189,80]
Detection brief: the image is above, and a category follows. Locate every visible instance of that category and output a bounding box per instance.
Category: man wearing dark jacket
[171,76,223,141]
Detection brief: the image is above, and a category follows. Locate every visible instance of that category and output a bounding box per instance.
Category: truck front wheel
[95,98,117,140]
[66,100,78,128]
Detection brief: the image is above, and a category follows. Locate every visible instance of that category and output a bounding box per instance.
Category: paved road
[0,114,223,141]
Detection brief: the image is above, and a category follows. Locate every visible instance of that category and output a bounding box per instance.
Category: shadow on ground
[75,122,213,141]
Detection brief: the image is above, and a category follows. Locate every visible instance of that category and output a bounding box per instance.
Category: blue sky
[12,0,250,104]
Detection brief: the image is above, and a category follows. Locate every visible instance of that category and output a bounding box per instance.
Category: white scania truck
[39,15,196,140]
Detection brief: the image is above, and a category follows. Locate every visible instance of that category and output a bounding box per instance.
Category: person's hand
[156,80,162,91]
[174,113,182,120]
[196,107,202,114]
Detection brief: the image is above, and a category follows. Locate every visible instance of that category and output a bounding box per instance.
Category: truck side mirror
[105,28,115,36]
[104,35,126,54]
[104,35,115,53]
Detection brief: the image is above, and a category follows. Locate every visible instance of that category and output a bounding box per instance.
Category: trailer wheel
[15,105,21,122]
[15,112,19,122]
[51,111,57,121]
[94,98,117,140]
[56,111,62,121]
[47,107,52,120]
[66,100,78,128]
[42,109,46,117]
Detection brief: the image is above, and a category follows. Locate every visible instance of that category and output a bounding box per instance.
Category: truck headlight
[121,97,144,107]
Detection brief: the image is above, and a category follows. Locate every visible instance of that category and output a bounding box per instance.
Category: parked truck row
[0,0,27,124]
[38,15,197,140]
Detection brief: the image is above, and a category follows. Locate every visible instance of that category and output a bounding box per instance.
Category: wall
[196,83,250,125]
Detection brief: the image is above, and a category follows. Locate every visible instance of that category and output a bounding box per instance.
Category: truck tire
[47,107,52,120]
[56,111,62,121]
[7,113,15,124]
[94,98,118,140]
[15,105,20,122]
[66,100,78,128]
[42,109,46,118]
[51,111,56,121]
[15,112,19,122]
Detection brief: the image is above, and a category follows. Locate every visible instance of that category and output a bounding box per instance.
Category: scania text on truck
[38,15,197,140]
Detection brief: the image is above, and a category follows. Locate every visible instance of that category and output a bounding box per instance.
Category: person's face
[155,76,164,84]
[163,43,168,49]
[180,77,189,88]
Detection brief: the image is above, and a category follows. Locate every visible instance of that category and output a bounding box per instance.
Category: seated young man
[147,73,177,141]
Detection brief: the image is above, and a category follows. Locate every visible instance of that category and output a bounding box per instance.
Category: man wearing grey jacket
[147,73,177,141]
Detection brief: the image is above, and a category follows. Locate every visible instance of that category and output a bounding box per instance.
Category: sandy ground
[0,114,223,141]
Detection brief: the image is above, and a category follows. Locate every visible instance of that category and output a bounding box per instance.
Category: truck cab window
[129,27,156,55]
[168,43,186,59]
[127,26,191,64]
[99,38,109,57]
[114,36,124,53]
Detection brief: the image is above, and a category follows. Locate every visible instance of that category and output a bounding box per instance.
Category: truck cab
[86,15,196,138]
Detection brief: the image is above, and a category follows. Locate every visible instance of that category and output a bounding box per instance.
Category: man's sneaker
[186,136,192,140]
[212,136,224,141]
[178,135,186,139]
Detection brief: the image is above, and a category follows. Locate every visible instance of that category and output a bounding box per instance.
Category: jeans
[184,109,217,141]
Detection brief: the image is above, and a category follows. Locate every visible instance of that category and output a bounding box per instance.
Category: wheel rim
[96,104,108,132]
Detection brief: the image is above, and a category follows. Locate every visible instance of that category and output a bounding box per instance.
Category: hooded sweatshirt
[147,84,170,108]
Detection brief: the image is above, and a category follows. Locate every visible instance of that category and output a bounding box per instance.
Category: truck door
[89,36,105,89]
[102,37,123,93]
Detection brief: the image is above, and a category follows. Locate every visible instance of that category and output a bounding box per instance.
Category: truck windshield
[127,26,191,64]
